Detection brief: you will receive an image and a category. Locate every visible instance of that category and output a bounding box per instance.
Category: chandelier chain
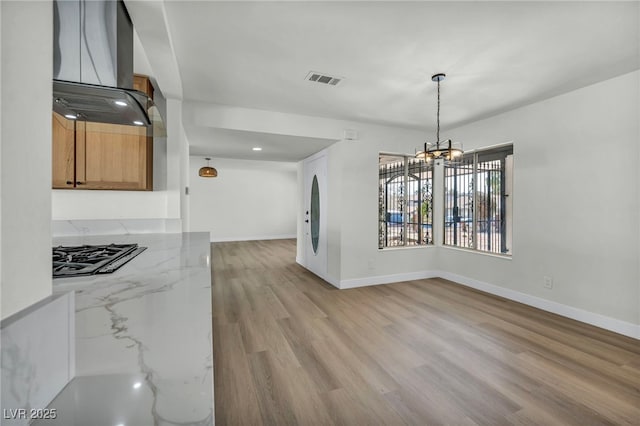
[436,79,441,145]
[415,72,462,163]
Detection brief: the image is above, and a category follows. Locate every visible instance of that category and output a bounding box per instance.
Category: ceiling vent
[306,71,343,86]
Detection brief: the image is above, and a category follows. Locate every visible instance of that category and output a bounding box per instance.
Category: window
[379,154,433,248]
[444,145,513,255]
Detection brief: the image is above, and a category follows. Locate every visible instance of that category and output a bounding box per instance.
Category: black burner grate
[53,243,146,278]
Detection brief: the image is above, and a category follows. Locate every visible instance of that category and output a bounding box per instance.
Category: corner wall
[298,121,441,287]
[302,71,638,337]
[1,1,53,319]
[440,71,639,329]
[337,126,442,285]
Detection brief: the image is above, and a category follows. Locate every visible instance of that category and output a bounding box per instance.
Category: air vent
[306,71,343,86]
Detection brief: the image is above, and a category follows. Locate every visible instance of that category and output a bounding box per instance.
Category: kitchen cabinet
[52,111,76,188]
[52,74,154,191]
[133,74,154,98]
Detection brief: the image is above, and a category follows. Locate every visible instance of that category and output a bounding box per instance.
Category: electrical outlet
[543,276,553,289]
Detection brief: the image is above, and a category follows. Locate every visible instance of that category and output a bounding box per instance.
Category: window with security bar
[379,154,433,248]
[444,145,513,255]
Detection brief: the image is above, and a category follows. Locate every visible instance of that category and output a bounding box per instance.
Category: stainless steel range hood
[53,0,153,127]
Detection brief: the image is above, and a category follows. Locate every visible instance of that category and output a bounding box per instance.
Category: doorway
[302,152,327,279]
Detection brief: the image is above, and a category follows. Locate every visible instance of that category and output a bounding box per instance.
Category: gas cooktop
[52,243,147,278]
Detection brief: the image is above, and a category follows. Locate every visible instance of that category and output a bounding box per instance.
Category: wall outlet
[543,276,553,289]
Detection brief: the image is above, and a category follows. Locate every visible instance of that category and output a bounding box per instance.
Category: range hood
[53,0,154,127]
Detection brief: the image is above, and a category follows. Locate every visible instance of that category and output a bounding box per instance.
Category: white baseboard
[340,270,439,289]
[435,270,640,340]
[293,265,639,340]
[295,259,340,288]
[211,234,296,242]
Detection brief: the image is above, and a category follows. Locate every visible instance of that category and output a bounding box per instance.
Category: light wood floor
[212,239,640,425]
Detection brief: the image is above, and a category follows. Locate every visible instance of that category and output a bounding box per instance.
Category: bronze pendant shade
[199,157,218,178]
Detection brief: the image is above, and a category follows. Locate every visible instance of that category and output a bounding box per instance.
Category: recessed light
[114,100,128,106]
[133,120,144,126]
[64,114,77,120]
[133,382,142,389]
[252,147,262,151]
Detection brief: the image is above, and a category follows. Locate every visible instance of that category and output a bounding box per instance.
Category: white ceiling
[135,1,639,161]
[188,127,339,162]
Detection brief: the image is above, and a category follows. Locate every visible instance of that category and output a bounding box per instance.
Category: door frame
[301,150,328,280]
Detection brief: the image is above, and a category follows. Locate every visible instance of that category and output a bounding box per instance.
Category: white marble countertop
[40,232,213,426]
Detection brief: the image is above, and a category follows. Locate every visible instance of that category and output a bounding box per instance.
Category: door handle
[305,219,309,223]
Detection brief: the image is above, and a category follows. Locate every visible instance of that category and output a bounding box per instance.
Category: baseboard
[211,234,296,242]
[292,258,638,340]
[295,259,340,288]
[340,270,439,289]
[436,270,640,340]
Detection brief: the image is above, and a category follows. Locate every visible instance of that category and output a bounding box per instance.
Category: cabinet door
[52,112,75,189]
[76,122,153,191]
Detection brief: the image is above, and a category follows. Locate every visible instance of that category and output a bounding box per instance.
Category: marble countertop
[40,232,213,426]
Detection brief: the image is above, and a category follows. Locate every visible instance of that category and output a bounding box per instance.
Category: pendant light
[199,157,218,178]
[415,73,463,163]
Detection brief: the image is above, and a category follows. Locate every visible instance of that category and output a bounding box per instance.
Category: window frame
[379,152,434,250]
[443,143,513,256]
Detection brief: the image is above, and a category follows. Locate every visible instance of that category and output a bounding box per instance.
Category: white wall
[165,98,190,232]
[52,190,168,220]
[294,71,638,336]
[206,103,442,286]
[439,71,639,327]
[296,121,440,287]
[189,157,297,242]
[1,1,53,319]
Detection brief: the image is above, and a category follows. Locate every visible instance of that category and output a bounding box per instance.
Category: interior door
[303,153,327,279]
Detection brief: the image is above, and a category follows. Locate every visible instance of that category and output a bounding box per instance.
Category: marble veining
[1,292,75,426]
[39,232,213,426]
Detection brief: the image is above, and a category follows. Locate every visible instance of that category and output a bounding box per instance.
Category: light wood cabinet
[133,74,154,98]
[52,74,154,191]
[75,121,152,190]
[52,111,76,188]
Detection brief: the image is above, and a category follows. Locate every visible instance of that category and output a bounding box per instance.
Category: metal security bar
[476,158,504,253]
[444,145,513,255]
[444,156,474,249]
[379,154,433,248]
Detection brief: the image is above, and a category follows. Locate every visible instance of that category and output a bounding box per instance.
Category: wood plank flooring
[212,239,640,425]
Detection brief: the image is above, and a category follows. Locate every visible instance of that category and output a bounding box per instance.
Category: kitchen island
[40,232,213,426]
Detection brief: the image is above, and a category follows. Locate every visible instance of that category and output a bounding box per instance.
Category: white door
[303,153,327,279]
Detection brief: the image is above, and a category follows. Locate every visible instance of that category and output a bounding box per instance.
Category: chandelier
[415,73,463,163]
[199,157,218,178]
